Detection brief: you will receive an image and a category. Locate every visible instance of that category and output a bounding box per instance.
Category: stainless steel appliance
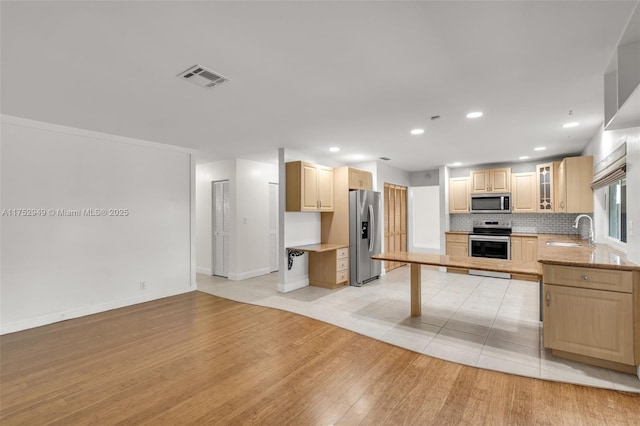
[349,189,382,286]
[470,193,511,213]
[469,220,512,278]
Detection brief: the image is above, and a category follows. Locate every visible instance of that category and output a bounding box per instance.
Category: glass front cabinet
[536,162,557,212]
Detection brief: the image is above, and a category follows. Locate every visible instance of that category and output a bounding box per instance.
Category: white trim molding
[0,286,194,335]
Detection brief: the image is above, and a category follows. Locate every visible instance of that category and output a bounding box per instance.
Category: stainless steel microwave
[470,193,511,213]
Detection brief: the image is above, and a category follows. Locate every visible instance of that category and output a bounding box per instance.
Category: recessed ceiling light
[353,154,364,160]
[562,122,580,128]
[534,146,547,151]
[410,128,424,135]
[329,147,340,152]
[518,156,529,160]
[466,112,483,118]
[449,162,462,167]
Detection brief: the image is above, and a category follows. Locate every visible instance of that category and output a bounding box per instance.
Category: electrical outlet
[140,281,146,290]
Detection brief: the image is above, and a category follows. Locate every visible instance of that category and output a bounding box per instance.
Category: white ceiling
[1,1,636,171]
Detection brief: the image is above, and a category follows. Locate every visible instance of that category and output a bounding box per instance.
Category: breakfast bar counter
[371,252,541,316]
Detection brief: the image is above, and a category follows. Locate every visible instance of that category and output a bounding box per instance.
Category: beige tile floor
[197,266,640,393]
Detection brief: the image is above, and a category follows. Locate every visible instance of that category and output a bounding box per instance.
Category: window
[608,179,626,243]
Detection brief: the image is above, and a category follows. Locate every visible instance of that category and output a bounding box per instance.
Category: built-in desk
[287,243,350,289]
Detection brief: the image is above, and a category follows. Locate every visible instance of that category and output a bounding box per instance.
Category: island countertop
[371,252,542,278]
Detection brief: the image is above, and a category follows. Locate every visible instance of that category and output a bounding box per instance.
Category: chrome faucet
[573,214,595,245]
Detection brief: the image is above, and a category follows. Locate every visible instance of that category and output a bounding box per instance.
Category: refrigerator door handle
[368,204,374,252]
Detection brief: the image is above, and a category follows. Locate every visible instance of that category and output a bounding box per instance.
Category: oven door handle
[469,235,511,242]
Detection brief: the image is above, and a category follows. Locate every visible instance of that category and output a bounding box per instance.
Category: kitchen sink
[545,241,583,247]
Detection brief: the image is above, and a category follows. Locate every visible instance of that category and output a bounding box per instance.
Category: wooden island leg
[411,263,421,316]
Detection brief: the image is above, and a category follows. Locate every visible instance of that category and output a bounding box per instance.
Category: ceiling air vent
[177,65,230,89]
[379,157,391,161]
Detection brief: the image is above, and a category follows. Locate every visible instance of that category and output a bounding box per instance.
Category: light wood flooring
[1,292,639,425]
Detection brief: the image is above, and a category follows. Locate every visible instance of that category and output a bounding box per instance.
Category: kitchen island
[370,252,541,316]
[374,236,640,377]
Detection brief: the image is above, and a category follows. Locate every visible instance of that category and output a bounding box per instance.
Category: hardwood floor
[1,292,638,425]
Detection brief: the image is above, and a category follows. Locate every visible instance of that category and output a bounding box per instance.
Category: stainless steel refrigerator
[349,189,382,286]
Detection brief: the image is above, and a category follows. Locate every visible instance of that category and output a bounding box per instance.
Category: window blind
[591,142,626,189]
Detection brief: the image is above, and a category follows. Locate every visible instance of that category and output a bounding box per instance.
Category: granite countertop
[536,234,640,271]
[444,230,639,271]
[372,252,542,278]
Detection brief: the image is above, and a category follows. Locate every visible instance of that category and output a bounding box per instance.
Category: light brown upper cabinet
[470,167,511,193]
[511,172,537,213]
[348,168,372,190]
[536,162,560,212]
[555,156,593,214]
[449,177,470,213]
[320,166,372,245]
[286,161,334,212]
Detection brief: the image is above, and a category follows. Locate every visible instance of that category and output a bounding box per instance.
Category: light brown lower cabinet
[542,264,639,373]
[511,236,538,262]
[445,232,468,274]
[308,248,349,289]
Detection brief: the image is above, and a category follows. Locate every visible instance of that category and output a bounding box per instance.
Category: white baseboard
[196,266,212,275]
[228,267,271,281]
[278,278,308,293]
[0,286,195,335]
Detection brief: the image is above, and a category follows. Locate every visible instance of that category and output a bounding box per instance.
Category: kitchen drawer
[543,265,633,293]
[336,258,348,271]
[446,233,468,243]
[336,270,349,284]
[336,248,349,259]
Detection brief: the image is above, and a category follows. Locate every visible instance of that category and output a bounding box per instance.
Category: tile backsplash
[450,213,592,239]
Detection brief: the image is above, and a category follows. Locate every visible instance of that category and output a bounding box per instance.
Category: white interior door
[268,182,279,272]
[213,180,229,277]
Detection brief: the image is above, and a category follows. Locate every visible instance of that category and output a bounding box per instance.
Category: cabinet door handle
[546,291,551,306]
[582,275,589,281]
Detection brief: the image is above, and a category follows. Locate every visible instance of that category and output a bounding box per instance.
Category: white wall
[408,186,441,253]
[376,160,411,191]
[0,116,194,334]
[583,125,640,264]
[233,159,278,280]
[195,158,278,280]
[195,160,235,275]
